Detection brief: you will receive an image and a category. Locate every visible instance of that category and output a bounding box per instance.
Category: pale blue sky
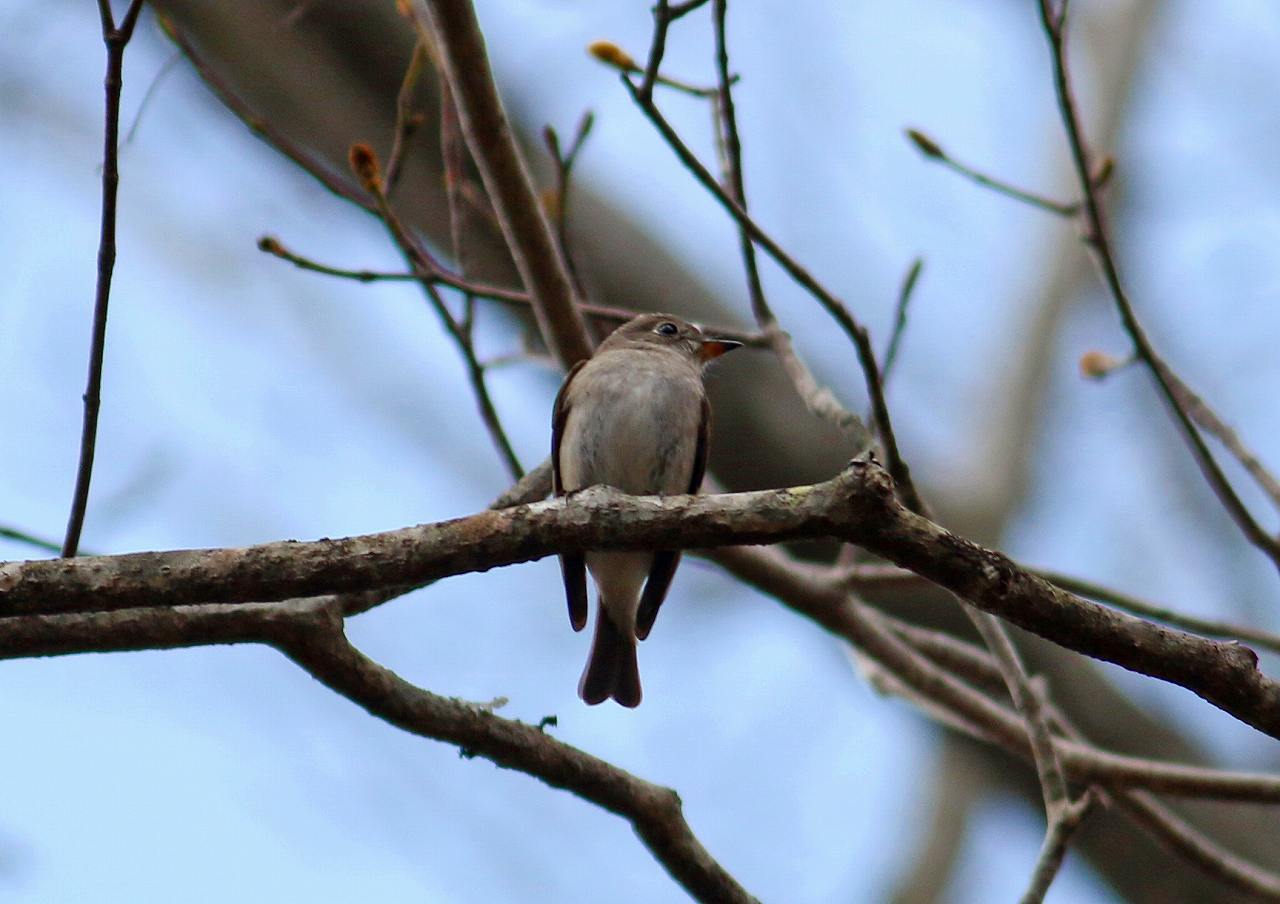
[3,1,1279,901]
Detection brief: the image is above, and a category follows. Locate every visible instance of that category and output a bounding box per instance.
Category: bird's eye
[654,321,679,337]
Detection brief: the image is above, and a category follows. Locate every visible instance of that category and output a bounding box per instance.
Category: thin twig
[161,15,370,209]
[967,613,1069,812]
[881,257,924,386]
[966,608,1094,903]
[905,129,1081,217]
[638,0,672,103]
[624,48,924,508]
[706,0,872,446]
[385,41,430,196]
[543,111,594,297]
[1036,0,1280,570]
[256,236,769,348]
[0,525,65,556]
[1039,569,1280,656]
[1154,359,1280,514]
[348,144,524,480]
[63,0,147,558]
[0,597,755,903]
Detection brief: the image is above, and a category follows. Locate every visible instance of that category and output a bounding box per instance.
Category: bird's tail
[578,606,642,708]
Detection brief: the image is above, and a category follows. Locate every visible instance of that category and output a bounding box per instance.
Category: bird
[551,313,742,707]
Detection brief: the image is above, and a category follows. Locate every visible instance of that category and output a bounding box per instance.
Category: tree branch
[1036,0,1280,569]
[416,0,593,367]
[63,0,147,558]
[6,460,1280,738]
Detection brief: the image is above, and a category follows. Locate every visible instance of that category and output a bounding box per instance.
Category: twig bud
[348,143,382,193]
[543,125,561,160]
[906,129,944,160]
[588,40,637,71]
[540,187,561,219]
[1079,350,1124,379]
[1092,155,1115,189]
[257,235,284,256]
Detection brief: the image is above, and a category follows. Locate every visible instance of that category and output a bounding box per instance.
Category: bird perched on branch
[552,313,741,707]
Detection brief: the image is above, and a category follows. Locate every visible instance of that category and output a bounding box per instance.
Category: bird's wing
[552,360,589,632]
[635,394,710,641]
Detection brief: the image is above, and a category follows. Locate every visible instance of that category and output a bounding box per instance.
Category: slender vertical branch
[638,0,673,103]
[881,257,924,386]
[384,41,429,196]
[543,111,594,299]
[63,0,147,558]
[1036,0,1280,569]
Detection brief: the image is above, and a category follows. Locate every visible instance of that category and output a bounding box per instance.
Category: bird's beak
[697,337,744,362]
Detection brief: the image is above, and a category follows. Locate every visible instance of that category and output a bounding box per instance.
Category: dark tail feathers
[578,608,642,708]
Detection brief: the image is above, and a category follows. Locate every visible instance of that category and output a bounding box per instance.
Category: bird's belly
[560,374,700,496]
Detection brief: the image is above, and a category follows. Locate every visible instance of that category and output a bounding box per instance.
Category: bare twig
[0,525,65,556]
[1036,0,1280,570]
[543,111,595,296]
[1118,791,1280,900]
[384,41,430,195]
[905,129,1082,217]
[967,613,1069,811]
[844,562,1280,657]
[881,257,924,386]
[161,15,370,209]
[1019,790,1096,904]
[1154,360,1280,514]
[63,0,147,558]
[966,608,1094,903]
[588,39,725,99]
[348,144,523,480]
[257,235,769,348]
[703,0,872,448]
[638,0,671,102]
[620,73,923,513]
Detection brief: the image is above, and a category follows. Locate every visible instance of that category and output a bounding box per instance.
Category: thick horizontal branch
[3,461,1279,738]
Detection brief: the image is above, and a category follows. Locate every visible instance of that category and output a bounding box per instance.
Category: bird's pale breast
[559,348,704,496]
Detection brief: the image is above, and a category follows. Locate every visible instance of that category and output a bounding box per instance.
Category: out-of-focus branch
[1041,569,1280,656]
[63,0,147,558]
[968,607,1094,904]
[849,562,1280,658]
[542,112,594,297]
[1037,0,1280,570]
[384,40,429,195]
[417,0,592,367]
[1,526,65,556]
[7,460,1280,739]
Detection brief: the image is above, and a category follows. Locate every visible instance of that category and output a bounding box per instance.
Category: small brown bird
[551,313,741,707]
